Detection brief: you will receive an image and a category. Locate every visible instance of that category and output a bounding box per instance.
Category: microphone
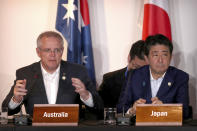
[14,105,31,125]
[117,106,131,125]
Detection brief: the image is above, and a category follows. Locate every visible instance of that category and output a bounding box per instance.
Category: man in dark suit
[2,31,103,118]
[117,34,190,119]
[98,40,147,108]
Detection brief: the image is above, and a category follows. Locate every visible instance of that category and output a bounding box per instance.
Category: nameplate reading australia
[32,104,79,126]
[136,104,182,126]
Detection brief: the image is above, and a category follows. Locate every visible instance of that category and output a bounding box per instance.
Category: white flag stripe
[144,0,169,14]
[78,0,85,29]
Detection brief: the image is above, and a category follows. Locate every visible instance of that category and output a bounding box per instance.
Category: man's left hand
[72,78,90,101]
[151,97,163,104]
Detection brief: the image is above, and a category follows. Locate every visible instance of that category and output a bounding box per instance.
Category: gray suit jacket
[2,60,103,117]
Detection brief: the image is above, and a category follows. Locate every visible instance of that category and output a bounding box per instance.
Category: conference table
[1,119,197,131]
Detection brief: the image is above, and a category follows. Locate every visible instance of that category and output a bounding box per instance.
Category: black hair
[145,34,173,56]
[129,40,146,61]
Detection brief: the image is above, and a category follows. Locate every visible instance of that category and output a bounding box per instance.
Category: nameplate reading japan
[136,104,182,126]
[32,104,79,126]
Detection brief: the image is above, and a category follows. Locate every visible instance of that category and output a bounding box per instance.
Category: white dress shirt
[150,68,166,97]
[41,64,60,104]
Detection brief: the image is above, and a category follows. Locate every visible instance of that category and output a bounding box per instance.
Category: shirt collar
[149,67,166,81]
[125,67,129,77]
[40,63,60,77]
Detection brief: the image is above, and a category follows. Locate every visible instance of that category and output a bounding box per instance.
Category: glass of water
[104,108,117,125]
[0,107,8,124]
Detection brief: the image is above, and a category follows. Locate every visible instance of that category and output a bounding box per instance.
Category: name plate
[32,104,79,126]
[136,104,182,126]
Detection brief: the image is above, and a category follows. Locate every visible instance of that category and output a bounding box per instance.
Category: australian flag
[56,0,96,85]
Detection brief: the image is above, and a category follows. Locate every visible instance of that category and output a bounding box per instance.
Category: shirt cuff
[80,91,94,107]
[8,96,22,110]
[126,107,136,116]
[126,109,130,114]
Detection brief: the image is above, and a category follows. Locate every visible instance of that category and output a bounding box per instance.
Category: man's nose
[158,56,163,63]
[49,50,56,56]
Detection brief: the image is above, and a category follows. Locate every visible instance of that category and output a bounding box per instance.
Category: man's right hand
[13,79,27,103]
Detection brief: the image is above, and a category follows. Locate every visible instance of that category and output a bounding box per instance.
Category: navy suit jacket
[2,60,103,117]
[117,65,189,119]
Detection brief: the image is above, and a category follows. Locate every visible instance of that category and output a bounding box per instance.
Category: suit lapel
[120,67,128,89]
[56,61,69,104]
[32,62,48,104]
[156,68,174,98]
[142,66,152,103]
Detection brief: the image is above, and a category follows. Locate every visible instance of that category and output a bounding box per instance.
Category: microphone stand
[14,105,31,125]
[117,106,131,125]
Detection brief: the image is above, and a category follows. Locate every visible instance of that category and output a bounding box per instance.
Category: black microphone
[14,105,31,125]
[116,106,131,126]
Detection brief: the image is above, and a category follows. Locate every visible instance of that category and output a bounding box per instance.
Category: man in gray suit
[2,31,103,118]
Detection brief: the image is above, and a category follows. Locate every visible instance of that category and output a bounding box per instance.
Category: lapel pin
[62,73,66,80]
[168,82,172,86]
[142,81,146,87]
[34,74,38,79]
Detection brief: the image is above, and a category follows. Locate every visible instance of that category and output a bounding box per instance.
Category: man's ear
[170,54,173,61]
[61,47,64,54]
[36,48,41,58]
[128,55,131,64]
[144,55,149,64]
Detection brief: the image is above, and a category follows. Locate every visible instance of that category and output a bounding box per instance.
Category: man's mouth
[48,60,56,62]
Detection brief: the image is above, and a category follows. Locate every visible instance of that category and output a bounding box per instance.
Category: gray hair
[37,31,64,48]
